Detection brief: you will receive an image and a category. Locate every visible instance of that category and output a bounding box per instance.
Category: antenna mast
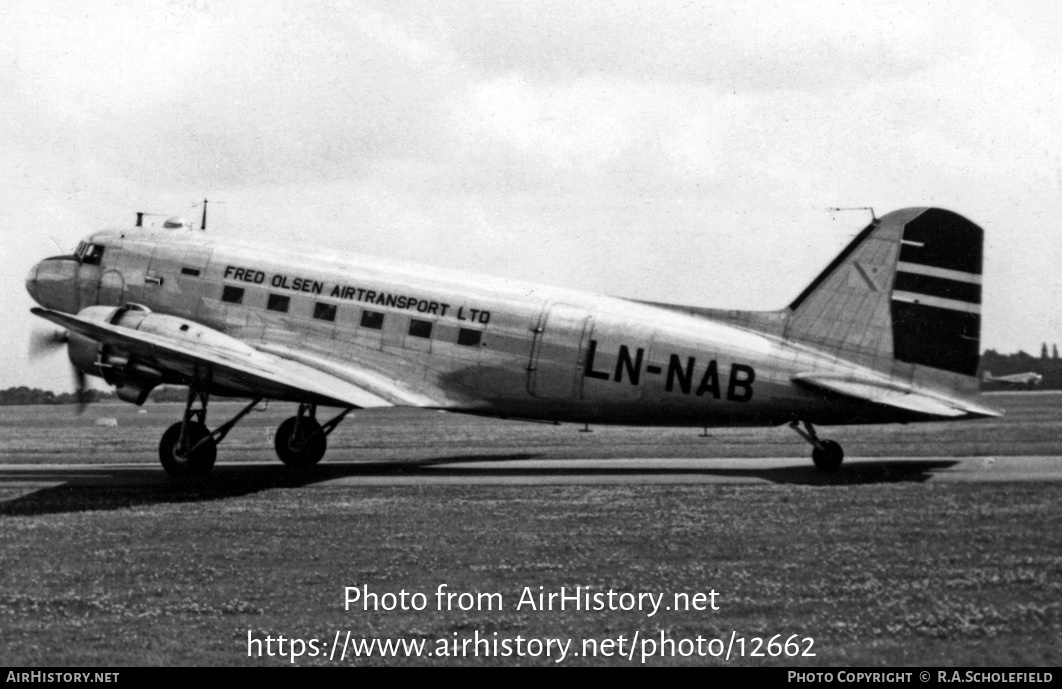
[200,199,208,231]
[828,206,877,222]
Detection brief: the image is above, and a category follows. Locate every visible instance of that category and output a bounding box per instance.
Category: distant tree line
[0,386,114,406]
[0,385,192,405]
[0,385,243,405]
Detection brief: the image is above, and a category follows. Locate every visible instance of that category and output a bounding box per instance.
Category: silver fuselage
[25,225,954,426]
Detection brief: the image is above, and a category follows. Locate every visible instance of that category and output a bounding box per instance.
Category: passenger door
[528,303,591,399]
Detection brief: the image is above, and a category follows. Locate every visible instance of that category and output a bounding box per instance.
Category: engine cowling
[67,304,251,405]
[67,301,262,403]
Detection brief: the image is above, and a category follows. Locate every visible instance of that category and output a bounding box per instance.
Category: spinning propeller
[28,328,90,413]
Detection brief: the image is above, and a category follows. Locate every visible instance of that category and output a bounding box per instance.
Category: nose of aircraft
[25,256,81,313]
[25,262,40,304]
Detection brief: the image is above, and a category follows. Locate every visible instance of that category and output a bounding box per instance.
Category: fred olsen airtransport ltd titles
[224,264,492,323]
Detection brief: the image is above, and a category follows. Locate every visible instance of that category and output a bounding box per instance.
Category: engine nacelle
[69,304,247,405]
[75,304,257,355]
[68,304,259,404]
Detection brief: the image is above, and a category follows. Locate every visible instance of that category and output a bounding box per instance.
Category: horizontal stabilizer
[792,373,1002,419]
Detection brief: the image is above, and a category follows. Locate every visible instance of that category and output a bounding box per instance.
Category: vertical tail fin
[785,207,983,384]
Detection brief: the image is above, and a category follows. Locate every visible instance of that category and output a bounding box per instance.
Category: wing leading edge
[31,307,396,409]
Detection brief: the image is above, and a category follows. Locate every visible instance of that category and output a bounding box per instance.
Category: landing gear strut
[158,386,262,478]
[274,403,354,468]
[158,386,353,476]
[790,420,844,471]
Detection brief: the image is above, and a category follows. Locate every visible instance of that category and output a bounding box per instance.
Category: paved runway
[1,455,1059,491]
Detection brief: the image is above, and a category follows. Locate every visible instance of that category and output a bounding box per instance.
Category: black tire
[159,421,217,477]
[811,439,844,471]
[275,416,327,468]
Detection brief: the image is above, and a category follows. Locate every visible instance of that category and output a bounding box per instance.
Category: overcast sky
[3,1,1061,391]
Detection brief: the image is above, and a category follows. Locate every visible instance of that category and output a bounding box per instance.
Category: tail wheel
[275,416,327,468]
[812,439,844,472]
[159,421,217,477]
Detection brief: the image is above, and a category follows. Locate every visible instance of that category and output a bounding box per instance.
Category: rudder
[889,208,982,376]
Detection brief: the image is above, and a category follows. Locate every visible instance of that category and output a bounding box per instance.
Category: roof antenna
[828,206,878,223]
[200,199,208,231]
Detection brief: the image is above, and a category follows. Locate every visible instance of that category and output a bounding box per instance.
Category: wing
[792,372,1003,419]
[31,307,413,409]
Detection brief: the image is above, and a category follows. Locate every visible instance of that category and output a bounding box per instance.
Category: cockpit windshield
[75,242,105,265]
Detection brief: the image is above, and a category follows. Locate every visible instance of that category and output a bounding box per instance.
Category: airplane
[24,206,1002,477]
[983,371,1043,387]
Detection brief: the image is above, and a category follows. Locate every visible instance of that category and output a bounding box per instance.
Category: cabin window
[360,310,384,330]
[313,302,337,321]
[221,286,245,304]
[408,319,433,339]
[267,294,290,312]
[181,267,201,277]
[457,328,482,347]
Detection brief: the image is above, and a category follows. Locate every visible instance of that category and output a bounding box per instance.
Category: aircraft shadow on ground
[395,457,959,486]
[0,457,958,516]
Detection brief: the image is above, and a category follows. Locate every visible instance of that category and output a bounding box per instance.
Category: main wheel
[811,439,844,472]
[275,416,327,468]
[159,421,217,477]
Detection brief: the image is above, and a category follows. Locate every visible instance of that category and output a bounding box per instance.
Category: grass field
[1,392,1060,666]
